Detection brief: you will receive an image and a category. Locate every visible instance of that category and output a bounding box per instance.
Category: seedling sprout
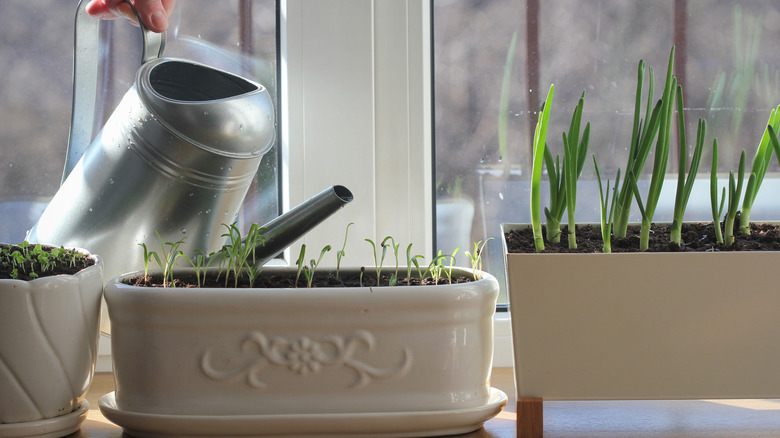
[530,84,554,252]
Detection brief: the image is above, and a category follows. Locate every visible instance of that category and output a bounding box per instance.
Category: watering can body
[27,1,276,281]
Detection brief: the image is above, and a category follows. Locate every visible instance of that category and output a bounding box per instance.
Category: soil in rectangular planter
[505,219,780,254]
[127,271,477,288]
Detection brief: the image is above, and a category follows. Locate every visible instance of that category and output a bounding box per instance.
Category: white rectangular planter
[99,266,506,437]
[502,223,780,433]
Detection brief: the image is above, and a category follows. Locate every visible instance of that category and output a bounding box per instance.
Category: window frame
[280,0,434,266]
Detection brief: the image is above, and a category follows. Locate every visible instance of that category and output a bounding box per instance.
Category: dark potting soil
[0,244,95,281]
[127,271,477,288]
[505,218,780,254]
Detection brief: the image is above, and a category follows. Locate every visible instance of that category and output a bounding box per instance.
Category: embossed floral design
[285,337,327,375]
[201,330,412,389]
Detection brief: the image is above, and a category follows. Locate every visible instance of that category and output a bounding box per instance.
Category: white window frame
[98,0,512,371]
[280,0,433,264]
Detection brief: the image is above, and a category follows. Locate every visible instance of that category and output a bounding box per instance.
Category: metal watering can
[28,0,352,282]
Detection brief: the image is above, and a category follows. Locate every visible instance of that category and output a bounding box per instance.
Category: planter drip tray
[98,388,507,438]
[0,401,89,438]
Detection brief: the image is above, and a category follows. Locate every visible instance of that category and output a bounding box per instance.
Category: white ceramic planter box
[0,252,103,428]
[502,223,780,435]
[100,267,506,437]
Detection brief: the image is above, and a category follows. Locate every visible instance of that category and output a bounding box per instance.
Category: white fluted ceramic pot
[0,251,103,425]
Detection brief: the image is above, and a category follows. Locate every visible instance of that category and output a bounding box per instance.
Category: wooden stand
[517,397,543,438]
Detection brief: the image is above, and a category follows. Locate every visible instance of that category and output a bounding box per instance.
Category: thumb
[130,0,169,32]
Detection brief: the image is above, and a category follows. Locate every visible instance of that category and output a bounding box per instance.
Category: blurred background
[434,0,780,302]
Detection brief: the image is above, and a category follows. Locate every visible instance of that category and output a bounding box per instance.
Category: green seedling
[424,252,450,285]
[410,249,426,283]
[382,236,401,286]
[294,244,307,287]
[530,84,555,252]
[613,59,664,238]
[444,247,459,284]
[739,106,780,234]
[670,86,706,245]
[593,157,621,253]
[139,242,153,279]
[464,238,492,280]
[146,231,185,287]
[219,223,264,288]
[561,92,591,248]
[725,150,748,246]
[543,91,590,247]
[304,245,331,288]
[335,222,354,279]
[246,265,260,288]
[179,249,216,288]
[542,145,565,243]
[365,237,390,286]
[627,47,677,251]
[405,244,414,284]
[710,140,727,245]
[405,244,426,285]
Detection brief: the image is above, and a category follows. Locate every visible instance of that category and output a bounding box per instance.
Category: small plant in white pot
[99,221,505,438]
[0,243,102,438]
[502,47,780,437]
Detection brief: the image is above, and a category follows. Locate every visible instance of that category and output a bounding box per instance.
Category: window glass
[434,0,780,303]
[0,1,72,241]
[0,0,278,243]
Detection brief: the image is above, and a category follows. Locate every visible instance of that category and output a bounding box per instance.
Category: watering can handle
[63,0,166,183]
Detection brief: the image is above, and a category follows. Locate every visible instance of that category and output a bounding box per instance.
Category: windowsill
[74,368,780,437]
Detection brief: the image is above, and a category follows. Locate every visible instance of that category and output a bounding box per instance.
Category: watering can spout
[252,185,354,267]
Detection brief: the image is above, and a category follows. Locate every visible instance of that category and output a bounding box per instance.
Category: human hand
[85,0,176,33]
